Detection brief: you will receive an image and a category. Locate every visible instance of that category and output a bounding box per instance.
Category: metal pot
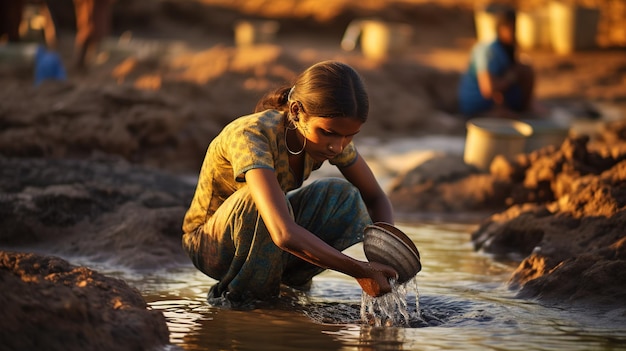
[363,222,421,284]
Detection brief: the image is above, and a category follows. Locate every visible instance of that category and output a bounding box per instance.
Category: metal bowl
[363,222,421,284]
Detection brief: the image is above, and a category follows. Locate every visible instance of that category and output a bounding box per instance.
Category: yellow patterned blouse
[182,109,358,234]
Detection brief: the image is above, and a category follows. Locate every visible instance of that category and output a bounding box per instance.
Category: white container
[474,9,498,43]
[360,20,413,60]
[549,1,600,54]
[464,118,533,170]
[516,9,551,50]
[234,20,279,47]
[522,119,569,152]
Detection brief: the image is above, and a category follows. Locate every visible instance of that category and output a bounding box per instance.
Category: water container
[522,119,569,152]
[234,20,279,47]
[549,1,600,54]
[360,20,413,60]
[464,118,533,170]
[517,9,551,50]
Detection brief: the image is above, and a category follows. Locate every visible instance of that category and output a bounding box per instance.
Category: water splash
[360,277,420,327]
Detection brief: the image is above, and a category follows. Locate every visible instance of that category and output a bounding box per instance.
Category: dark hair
[255,60,369,122]
[495,7,516,29]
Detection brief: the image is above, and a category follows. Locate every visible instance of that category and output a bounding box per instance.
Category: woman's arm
[474,43,519,103]
[339,153,394,224]
[477,69,517,104]
[245,167,397,296]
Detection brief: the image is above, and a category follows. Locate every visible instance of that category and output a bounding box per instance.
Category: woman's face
[299,116,362,162]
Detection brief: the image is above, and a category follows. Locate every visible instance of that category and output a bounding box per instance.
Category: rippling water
[119,222,626,351]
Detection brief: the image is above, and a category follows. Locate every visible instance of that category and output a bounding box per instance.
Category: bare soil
[1,0,624,173]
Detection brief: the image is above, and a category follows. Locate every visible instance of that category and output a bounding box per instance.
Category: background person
[457,8,535,118]
[182,60,398,306]
[0,0,114,69]
[71,0,114,69]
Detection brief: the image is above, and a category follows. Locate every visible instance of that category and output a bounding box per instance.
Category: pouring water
[360,277,421,327]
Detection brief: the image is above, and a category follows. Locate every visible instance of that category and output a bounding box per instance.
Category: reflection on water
[121,222,626,351]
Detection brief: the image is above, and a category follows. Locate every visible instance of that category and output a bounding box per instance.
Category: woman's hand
[356,261,398,297]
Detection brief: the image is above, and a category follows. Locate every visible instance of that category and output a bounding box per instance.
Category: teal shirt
[457,39,520,116]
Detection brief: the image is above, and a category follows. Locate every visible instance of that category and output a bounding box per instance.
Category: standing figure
[457,8,535,118]
[182,61,398,306]
[1,0,114,70]
[72,0,113,69]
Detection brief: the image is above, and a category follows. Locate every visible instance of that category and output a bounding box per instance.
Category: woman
[182,60,397,306]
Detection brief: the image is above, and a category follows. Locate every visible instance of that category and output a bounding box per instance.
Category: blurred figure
[457,8,535,118]
[1,0,56,46]
[34,44,67,85]
[0,1,66,85]
[1,0,113,69]
[0,0,25,42]
[18,0,115,69]
[72,0,114,69]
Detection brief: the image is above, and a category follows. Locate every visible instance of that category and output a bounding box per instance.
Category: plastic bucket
[234,20,279,47]
[464,118,533,170]
[517,9,551,50]
[522,119,569,152]
[360,20,413,60]
[549,1,600,54]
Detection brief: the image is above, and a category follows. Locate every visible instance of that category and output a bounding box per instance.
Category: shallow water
[118,222,626,351]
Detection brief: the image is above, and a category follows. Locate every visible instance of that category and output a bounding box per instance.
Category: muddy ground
[1,0,625,174]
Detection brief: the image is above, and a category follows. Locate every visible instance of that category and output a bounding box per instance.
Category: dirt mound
[0,251,170,351]
[0,155,194,270]
[0,41,465,173]
[388,120,626,306]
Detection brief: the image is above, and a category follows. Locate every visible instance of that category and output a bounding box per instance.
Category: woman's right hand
[356,261,398,297]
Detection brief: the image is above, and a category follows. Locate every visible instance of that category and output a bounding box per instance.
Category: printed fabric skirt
[182,178,373,305]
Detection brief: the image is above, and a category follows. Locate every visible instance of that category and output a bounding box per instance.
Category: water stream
[113,222,626,351]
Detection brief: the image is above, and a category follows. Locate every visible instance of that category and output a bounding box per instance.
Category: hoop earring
[285,119,306,155]
[286,116,298,130]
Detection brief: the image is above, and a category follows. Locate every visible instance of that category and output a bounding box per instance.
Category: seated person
[457,9,535,118]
